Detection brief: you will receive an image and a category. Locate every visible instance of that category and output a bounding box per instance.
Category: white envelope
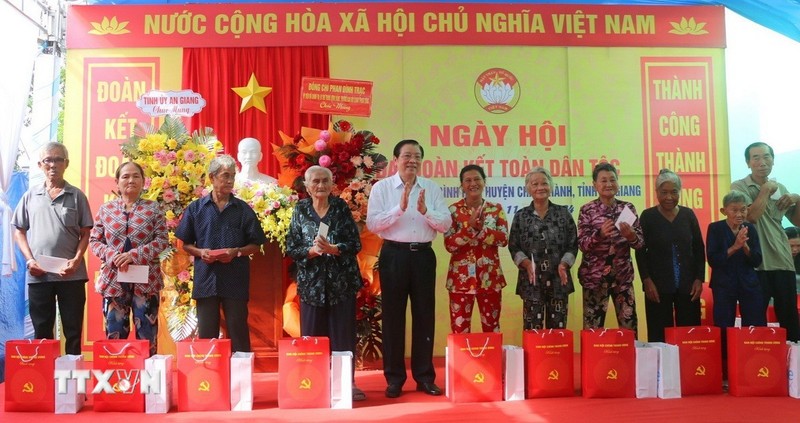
[318,222,329,238]
[118,264,149,283]
[615,205,637,230]
[37,254,68,273]
[770,179,782,200]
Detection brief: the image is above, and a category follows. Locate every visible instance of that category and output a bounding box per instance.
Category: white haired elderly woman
[635,169,706,342]
[175,154,267,352]
[285,165,366,401]
[508,167,578,329]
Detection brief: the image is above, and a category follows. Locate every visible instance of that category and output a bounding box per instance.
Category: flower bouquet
[273,119,387,196]
[233,179,299,253]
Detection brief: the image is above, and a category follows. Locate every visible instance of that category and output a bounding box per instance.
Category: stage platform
[3,357,800,422]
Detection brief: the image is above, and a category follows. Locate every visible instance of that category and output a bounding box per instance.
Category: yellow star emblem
[231,73,272,113]
[490,72,506,86]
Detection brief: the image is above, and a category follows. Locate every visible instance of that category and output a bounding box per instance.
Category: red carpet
[3,358,800,422]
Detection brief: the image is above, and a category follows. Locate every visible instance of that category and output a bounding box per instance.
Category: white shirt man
[366,139,451,398]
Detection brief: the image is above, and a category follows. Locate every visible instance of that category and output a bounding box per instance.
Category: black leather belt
[383,240,432,252]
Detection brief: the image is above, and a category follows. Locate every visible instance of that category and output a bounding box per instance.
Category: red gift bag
[92,339,149,412]
[176,338,232,411]
[5,339,60,412]
[727,327,788,397]
[523,329,574,398]
[446,332,503,403]
[664,326,722,395]
[278,337,331,409]
[580,329,636,398]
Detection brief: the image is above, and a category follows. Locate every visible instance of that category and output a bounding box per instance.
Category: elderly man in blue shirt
[176,154,266,352]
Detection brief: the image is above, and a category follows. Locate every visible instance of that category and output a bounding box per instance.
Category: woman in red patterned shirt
[443,164,508,333]
[90,162,169,356]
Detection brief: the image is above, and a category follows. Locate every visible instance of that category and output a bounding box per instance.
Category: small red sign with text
[300,77,373,117]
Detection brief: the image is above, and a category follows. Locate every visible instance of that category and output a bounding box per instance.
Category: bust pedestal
[222,241,286,371]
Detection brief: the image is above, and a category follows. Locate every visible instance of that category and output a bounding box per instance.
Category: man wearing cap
[731,141,800,341]
[367,139,452,398]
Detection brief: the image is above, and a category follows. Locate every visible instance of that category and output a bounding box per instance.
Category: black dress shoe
[416,382,442,396]
[385,384,402,398]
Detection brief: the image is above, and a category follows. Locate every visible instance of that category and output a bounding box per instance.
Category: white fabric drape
[0,4,40,276]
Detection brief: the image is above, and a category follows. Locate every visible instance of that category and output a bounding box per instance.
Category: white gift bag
[55,355,85,414]
[635,341,659,398]
[230,352,254,411]
[502,345,525,401]
[650,342,682,399]
[789,342,800,399]
[144,354,173,414]
[330,351,353,409]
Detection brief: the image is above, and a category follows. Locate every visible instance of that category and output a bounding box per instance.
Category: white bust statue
[235,137,278,185]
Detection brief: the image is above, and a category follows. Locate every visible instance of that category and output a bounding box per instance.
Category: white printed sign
[136,89,206,117]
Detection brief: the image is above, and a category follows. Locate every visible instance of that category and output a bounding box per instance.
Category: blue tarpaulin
[0,171,30,383]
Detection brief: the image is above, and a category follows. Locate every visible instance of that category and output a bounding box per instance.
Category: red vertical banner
[81,58,158,352]
[641,57,719,325]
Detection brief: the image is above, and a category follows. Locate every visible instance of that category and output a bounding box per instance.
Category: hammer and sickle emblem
[547,370,560,381]
[299,378,313,390]
[606,369,618,380]
[198,380,211,392]
[473,372,485,383]
[22,382,34,393]
[112,382,122,393]
[757,367,770,378]
[695,365,706,376]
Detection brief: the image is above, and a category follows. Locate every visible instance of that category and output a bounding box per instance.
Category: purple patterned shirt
[577,198,644,290]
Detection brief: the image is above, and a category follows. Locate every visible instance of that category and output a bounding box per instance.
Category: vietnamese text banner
[67,3,724,49]
[300,77,373,117]
[641,57,720,236]
[82,57,161,345]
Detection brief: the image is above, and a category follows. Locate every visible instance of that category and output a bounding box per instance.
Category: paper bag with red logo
[727,327,788,397]
[278,337,331,409]
[664,326,722,395]
[581,329,636,398]
[523,329,574,398]
[177,338,231,411]
[446,332,503,403]
[93,339,149,412]
[4,339,60,412]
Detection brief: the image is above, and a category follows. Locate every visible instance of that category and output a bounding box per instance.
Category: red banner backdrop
[183,47,329,176]
[67,4,725,49]
[82,57,160,347]
[641,57,719,238]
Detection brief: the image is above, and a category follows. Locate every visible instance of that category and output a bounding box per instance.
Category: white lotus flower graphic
[481,82,515,105]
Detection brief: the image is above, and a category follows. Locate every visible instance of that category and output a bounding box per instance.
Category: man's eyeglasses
[40,157,66,165]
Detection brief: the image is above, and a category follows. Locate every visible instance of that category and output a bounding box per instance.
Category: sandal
[352,386,367,401]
